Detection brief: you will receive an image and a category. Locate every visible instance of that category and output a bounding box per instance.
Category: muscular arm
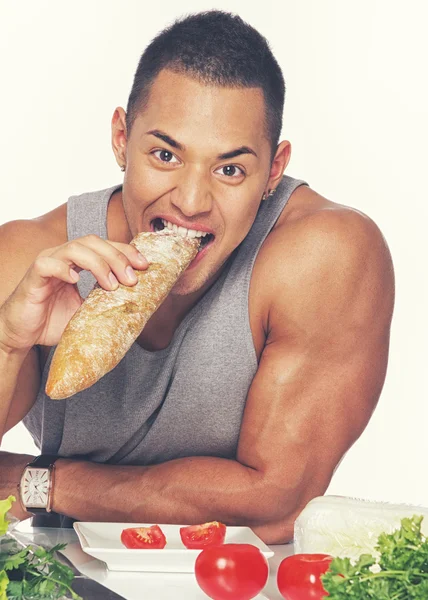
[0,220,57,519]
[0,213,154,521]
[52,208,394,543]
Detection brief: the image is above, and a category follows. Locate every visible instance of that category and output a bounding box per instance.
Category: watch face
[20,468,50,508]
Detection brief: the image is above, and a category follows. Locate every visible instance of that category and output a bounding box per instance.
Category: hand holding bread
[0,234,148,353]
[45,231,199,400]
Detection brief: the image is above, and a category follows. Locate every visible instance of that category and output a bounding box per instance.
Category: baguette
[45,231,199,400]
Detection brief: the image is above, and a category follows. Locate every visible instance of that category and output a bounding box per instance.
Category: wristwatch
[19,455,59,514]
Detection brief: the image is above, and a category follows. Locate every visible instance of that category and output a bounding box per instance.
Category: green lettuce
[0,570,9,600]
[0,497,15,537]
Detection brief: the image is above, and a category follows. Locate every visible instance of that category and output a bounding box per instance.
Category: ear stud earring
[262,188,276,200]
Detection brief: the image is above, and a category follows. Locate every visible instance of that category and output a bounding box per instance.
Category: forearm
[53,456,289,534]
[0,343,28,441]
[0,451,35,520]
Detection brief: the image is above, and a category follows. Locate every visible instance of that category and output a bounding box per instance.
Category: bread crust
[45,231,199,399]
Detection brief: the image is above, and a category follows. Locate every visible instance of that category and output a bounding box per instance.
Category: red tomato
[120,525,167,549]
[277,553,333,600]
[180,521,226,549]
[195,543,269,600]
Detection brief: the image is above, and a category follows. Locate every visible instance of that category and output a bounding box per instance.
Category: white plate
[73,522,274,573]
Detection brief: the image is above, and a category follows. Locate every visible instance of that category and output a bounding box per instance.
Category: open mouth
[152,218,215,253]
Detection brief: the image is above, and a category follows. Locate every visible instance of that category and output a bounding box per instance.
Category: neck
[106,188,132,243]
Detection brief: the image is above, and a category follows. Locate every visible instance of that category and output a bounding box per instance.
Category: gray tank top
[24,176,307,465]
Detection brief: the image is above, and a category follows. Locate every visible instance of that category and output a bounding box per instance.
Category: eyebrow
[146,129,258,160]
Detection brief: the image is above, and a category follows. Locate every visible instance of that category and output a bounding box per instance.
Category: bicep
[237,208,394,514]
[238,330,388,492]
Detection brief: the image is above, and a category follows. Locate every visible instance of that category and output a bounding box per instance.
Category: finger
[25,256,80,291]
[108,240,150,271]
[58,235,148,287]
[77,235,149,274]
[40,237,149,272]
[49,241,126,290]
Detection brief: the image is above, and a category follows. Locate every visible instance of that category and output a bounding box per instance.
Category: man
[0,11,394,544]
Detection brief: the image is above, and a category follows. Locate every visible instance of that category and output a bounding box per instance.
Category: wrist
[0,314,31,356]
[50,458,76,515]
[0,451,35,520]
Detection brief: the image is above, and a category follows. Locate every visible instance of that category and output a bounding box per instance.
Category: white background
[1,1,427,507]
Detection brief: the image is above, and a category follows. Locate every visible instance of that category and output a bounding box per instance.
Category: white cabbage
[294,495,428,562]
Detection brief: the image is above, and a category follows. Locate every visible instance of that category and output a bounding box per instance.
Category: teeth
[159,219,211,240]
[162,219,173,231]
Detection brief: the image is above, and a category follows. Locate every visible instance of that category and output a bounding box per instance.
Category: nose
[170,168,213,217]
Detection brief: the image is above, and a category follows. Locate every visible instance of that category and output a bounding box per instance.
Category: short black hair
[126,10,285,158]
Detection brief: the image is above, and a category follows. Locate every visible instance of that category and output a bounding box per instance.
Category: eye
[215,165,245,178]
[151,149,181,164]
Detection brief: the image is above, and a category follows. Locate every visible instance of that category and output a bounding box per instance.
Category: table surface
[14,521,295,600]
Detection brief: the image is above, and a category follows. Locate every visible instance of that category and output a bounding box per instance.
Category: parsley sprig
[321,515,428,599]
[0,496,81,599]
[0,542,82,600]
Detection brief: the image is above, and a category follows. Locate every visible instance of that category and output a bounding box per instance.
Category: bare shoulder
[252,186,395,337]
[0,202,67,253]
[268,185,391,260]
[0,203,67,303]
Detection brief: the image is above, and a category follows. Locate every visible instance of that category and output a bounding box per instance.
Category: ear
[111,107,128,169]
[264,140,292,196]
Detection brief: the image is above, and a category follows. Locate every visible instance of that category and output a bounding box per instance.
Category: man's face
[119,69,276,296]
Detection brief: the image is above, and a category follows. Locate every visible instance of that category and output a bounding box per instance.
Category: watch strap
[27,455,59,469]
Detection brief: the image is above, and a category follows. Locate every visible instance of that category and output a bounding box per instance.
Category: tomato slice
[180,521,226,549]
[277,553,333,600]
[120,525,167,549]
